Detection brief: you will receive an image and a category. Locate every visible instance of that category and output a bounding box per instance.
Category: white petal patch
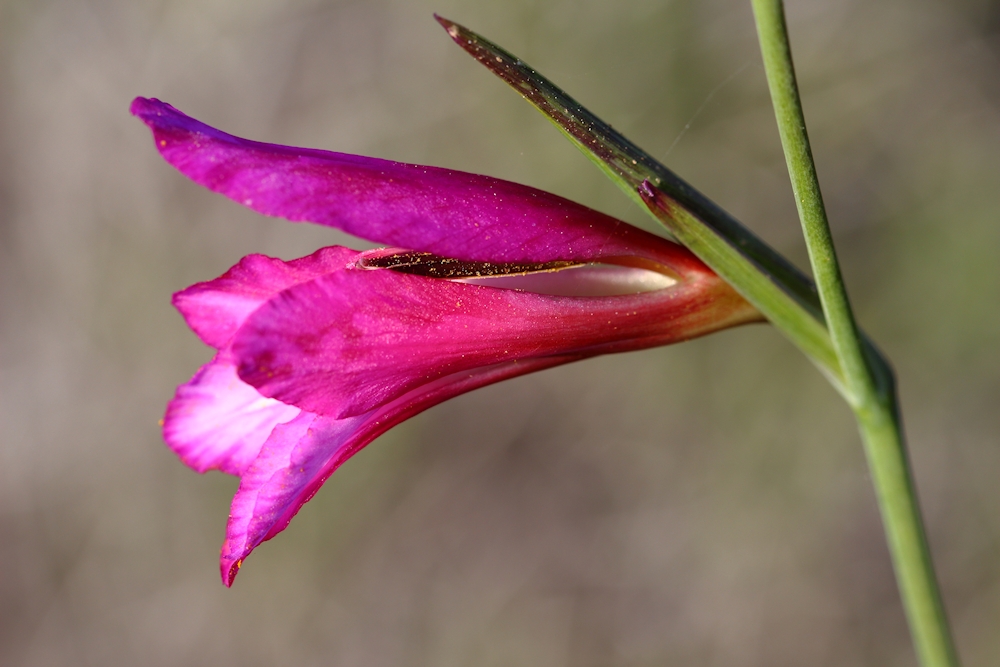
[163,359,301,475]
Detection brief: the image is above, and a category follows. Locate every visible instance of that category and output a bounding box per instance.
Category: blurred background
[1,0,998,665]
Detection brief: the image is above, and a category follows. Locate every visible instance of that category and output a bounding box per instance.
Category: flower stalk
[750,1,960,664]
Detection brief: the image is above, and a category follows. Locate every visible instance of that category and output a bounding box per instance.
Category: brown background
[1,0,998,665]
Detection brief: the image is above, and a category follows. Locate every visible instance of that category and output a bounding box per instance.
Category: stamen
[359,251,580,278]
[361,251,677,297]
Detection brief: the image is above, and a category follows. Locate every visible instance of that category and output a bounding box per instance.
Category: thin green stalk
[750,1,960,665]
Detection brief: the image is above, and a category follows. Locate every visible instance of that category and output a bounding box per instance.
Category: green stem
[750,1,960,665]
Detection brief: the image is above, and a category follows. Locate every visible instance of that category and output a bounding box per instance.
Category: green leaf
[436,15,846,394]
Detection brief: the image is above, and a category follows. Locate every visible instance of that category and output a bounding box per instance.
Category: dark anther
[360,251,581,278]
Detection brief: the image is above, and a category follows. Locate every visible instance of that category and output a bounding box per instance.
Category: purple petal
[219,354,583,586]
[233,261,758,419]
[174,246,357,349]
[130,97,697,269]
[163,356,300,475]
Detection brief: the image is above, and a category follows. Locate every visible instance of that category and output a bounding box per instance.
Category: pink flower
[132,97,760,586]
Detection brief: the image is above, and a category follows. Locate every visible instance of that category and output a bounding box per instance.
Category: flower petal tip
[129,96,153,117]
[131,97,229,155]
[130,96,173,122]
[221,556,242,587]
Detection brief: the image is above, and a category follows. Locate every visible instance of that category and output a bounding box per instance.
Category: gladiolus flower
[132,97,761,586]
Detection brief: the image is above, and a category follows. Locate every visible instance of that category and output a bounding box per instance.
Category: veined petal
[163,356,300,475]
[174,246,357,349]
[233,262,758,419]
[220,354,583,586]
[130,97,699,270]
[134,96,764,588]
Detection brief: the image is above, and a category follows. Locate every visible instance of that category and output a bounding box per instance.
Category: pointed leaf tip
[433,14,461,39]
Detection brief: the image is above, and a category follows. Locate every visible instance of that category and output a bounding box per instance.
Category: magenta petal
[219,354,583,586]
[174,246,357,349]
[163,356,300,475]
[130,97,690,267]
[233,264,739,419]
[220,410,333,585]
